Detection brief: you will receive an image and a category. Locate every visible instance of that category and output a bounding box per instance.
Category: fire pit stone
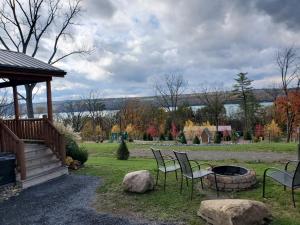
[207,165,257,192]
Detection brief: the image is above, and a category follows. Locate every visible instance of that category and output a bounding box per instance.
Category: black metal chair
[263,160,300,207]
[151,148,180,191]
[173,151,219,200]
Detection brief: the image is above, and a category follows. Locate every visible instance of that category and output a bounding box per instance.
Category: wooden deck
[0,117,66,182]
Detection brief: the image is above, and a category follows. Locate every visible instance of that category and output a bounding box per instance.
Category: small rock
[198,199,271,225]
[122,170,154,193]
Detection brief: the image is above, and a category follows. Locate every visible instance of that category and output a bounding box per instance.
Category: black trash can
[0,153,16,186]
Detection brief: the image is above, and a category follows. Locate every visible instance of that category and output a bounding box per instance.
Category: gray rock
[123,170,154,193]
[198,199,272,225]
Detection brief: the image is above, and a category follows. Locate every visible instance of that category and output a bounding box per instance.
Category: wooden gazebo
[0,50,68,188]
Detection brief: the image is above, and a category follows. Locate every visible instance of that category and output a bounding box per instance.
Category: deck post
[46,80,53,122]
[12,85,20,137]
[12,85,19,120]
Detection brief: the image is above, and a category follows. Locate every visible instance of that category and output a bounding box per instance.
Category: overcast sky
[32,0,300,102]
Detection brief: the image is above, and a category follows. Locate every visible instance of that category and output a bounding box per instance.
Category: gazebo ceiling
[0,49,66,88]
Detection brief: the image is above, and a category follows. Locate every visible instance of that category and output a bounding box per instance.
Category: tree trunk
[25,84,36,118]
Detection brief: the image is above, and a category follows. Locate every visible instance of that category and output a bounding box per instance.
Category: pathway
[0,175,170,225]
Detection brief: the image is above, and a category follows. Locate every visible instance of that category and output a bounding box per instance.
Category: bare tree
[63,100,86,132]
[0,0,89,118]
[155,74,187,121]
[276,46,300,142]
[198,84,227,132]
[0,88,13,117]
[84,90,105,134]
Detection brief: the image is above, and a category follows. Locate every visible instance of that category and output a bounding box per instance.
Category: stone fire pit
[207,166,256,192]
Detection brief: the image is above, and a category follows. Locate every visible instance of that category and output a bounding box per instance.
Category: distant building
[183,125,232,144]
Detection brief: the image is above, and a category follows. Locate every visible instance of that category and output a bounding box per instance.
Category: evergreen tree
[179,132,187,144]
[116,138,130,160]
[233,73,259,137]
[193,136,200,144]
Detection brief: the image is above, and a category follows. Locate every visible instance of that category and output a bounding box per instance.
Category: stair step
[20,166,69,189]
[27,161,62,177]
[26,154,58,167]
[22,139,45,144]
[24,148,53,159]
[17,160,62,179]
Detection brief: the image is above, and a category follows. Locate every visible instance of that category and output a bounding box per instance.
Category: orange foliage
[275,90,300,130]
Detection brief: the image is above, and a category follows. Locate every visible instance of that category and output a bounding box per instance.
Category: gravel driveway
[0,175,169,225]
[130,149,296,162]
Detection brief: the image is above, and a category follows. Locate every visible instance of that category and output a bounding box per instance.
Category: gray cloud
[32,0,300,101]
[84,0,116,19]
[255,0,300,29]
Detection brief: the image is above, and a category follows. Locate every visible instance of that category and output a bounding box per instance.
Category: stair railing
[0,119,26,180]
[42,116,66,165]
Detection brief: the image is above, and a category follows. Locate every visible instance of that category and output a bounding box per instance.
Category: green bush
[193,136,200,144]
[66,136,79,155]
[214,132,222,144]
[143,132,148,141]
[179,132,187,144]
[231,131,239,143]
[72,147,88,164]
[167,132,173,141]
[117,139,130,160]
[244,131,252,140]
[65,135,89,164]
[159,133,165,141]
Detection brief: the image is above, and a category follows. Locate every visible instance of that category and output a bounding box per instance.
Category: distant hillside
[23,88,280,115]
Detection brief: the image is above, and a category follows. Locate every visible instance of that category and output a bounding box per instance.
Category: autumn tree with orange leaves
[276,46,300,142]
[275,91,300,140]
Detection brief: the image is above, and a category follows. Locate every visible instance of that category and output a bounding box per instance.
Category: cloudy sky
[33,0,300,102]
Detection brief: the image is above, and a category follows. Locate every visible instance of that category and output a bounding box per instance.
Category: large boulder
[198,199,271,225]
[122,170,154,193]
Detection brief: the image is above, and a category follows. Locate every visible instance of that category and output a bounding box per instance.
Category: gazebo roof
[0,49,66,88]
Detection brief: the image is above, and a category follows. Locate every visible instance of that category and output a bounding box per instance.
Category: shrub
[54,122,81,141]
[244,131,252,140]
[72,147,88,164]
[65,135,79,155]
[179,132,187,144]
[128,138,134,142]
[167,132,173,141]
[147,134,153,141]
[65,134,89,165]
[214,132,222,144]
[193,136,200,144]
[143,132,148,141]
[159,133,165,141]
[117,139,130,160]
[231,131,239,143]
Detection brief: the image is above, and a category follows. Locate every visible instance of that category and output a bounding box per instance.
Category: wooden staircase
[19,141,68,188]
[0,118,68,189]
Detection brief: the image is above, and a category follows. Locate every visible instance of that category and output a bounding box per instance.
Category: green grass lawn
[77,142,300,225]
[82,141,298,155]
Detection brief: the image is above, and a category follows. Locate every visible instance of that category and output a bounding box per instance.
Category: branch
[48,0,81,64]
[50,49,90,65]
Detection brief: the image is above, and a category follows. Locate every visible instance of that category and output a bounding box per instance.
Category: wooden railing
[3,118,44,140]
[0,119,26,180]
[42,116,66,165]
[2,117,65,167]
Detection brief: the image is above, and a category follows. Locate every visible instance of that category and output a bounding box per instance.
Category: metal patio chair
[263,160,300,207]
[151,148,180,191]
[173,151,219,200]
